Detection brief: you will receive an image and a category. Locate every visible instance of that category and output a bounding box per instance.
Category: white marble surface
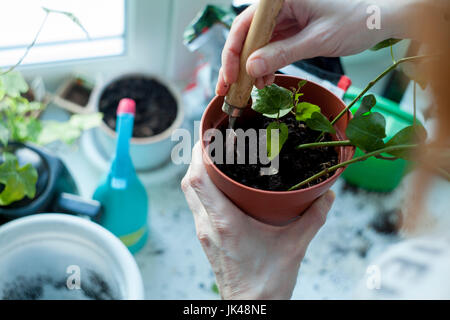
[40,97,449,300]
[54,132,419,300]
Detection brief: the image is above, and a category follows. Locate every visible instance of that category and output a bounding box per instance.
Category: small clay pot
[200,75,355,225]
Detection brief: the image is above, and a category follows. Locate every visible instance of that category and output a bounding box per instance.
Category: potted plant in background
[0,70,103,222]
[200,49,448,225]
[90,73,184,171]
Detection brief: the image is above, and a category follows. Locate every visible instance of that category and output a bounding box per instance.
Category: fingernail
[249,58,267,77]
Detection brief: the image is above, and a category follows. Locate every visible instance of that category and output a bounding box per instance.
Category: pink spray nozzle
[117,98,136,115]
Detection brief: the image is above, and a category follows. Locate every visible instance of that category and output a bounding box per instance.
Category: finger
[246,26,318,78]
[181,166,205,218]
[255,77,265,89]
[188,142,243,221]
[263,74,275,86]
[289,190,335,245]
[222,4,257,84]
[215,67,229,96]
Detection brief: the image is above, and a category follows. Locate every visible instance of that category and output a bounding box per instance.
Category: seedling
[251,52,449,191]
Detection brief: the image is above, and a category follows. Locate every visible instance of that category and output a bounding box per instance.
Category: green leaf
[385,125,427,159]
[37,112,102,145]
[355,94,376,118]
[370,38,402,51]
[346,112,386,152]
[297,80,307,90]
[296,102,320,122]
[0,122,9,146]
[0,71,28,97]
[0,152,38,206]
[17,100,43,115]
[305,112,336,134]
[211,283,219,295]
[266,121,289,160]
[251,84,293,115]
[263,107,292,119]
[69,113,103,130]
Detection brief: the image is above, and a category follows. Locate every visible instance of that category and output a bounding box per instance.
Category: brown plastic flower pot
[200,74,355,226]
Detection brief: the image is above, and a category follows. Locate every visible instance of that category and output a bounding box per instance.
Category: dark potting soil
[216,113,339,191]
[1,270,116,300]
[99,76,177,138]
[63,81,91,106]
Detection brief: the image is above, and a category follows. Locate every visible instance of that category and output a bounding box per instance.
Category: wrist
[381,0,435,40]
[223,254,302,300]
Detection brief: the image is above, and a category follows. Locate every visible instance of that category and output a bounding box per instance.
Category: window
[0,0,126,68]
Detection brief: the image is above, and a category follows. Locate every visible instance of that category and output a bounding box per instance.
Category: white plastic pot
[90,72,184,171]
[0,214,144,300]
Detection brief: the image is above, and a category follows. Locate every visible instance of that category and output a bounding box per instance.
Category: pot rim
[90,72,184,145]
[0,214,144,299]
[200,74,355,195]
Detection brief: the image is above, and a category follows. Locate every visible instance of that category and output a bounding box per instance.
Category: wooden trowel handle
[225,0,284,109]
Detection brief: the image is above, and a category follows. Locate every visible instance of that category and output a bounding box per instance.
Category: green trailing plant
[0,70,102,205]
[0,8,99,206]
[251,43,449,191]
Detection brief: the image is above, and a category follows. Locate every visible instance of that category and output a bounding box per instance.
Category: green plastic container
[341,86,414,192]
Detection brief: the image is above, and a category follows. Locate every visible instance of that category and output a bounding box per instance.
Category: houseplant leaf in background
[38,113,103,145]
[0,71,29,97]
[0,152,38,206]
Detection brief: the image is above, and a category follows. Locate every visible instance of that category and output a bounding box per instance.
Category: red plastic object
[117,98,136,115]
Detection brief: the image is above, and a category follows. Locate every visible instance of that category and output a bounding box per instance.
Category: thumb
[246,29,318,78]
[287,190,335,249]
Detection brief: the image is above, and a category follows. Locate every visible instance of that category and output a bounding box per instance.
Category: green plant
[0,70,102,205]
[251,80,335,160]
[250,46,449,191]
[0,7,98,206]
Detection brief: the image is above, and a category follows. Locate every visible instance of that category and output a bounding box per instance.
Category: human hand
[181,142,335,299]
[216,0,401,95]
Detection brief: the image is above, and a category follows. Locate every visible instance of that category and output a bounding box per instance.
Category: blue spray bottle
[93,98,148,254]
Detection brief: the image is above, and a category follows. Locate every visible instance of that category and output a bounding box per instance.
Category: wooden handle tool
[223,0,284,126]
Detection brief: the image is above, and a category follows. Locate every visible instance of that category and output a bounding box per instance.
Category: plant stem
[0,12,50,75]
[413,81,417,126]
[288,144,418,191]
[296,140,352,150]
[315,55,430,141]
[390,45,396,64]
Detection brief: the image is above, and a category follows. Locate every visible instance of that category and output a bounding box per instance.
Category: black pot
[0,143,101,223]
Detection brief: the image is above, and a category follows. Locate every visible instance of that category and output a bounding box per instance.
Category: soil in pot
[99,76,177,138]
[1,270,117,300]
[216,112,339,191]
[62,80,92,107]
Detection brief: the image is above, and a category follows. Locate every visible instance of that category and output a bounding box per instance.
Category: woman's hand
[181,142,335,299]
[216,0,407,95]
